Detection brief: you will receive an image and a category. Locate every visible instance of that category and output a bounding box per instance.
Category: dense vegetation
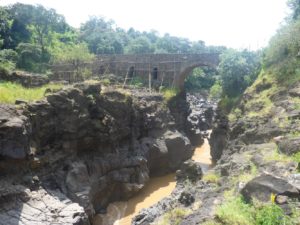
[0,3,264,98]
[260,0,300,86]
[0,3,224,75]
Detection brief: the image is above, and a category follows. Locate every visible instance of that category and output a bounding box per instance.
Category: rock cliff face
[0,83,194,224]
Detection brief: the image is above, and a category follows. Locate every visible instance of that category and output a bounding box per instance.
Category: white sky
[0,0,290,49]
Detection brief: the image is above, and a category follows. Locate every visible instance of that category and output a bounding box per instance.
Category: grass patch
[228,108,242,123]
[100,78,110,86]
[0,81,63,104]
[242,71,278,119]
[130,77,144,88]
[157,208,191,225]
[230,163,258,191]
[216,196,294,225]
[263,147,294,163]
[254,201,294,225]
[202,172,221,184]
[216,196,255,225]
[292,152,300,172]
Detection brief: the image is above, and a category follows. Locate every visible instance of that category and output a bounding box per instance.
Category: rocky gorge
[1,74,300,225]
[130,80,300,224]
[0,81,216,225]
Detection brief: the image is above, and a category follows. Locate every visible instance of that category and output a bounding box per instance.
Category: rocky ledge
[0,83,200,224]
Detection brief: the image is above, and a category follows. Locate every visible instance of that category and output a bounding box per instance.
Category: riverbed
[93,134,212,225]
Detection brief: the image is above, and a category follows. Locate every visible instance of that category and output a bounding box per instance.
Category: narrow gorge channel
[94,132,212,225]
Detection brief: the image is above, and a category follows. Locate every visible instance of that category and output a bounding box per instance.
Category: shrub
[161,87,180,102]
[101,78,111,86]
[202,172,220,184]
[255,203,293,225]
[216,196,294,225]
[0,49,18,71]
[130,76,144,88]
[292,152,300,171]
[216,197,255,225]
[219,95,240,113]
[209,80,222,99]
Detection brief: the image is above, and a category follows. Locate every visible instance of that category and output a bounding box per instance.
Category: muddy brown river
[93,134,212,225]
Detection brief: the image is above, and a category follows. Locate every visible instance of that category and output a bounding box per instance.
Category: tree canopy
[218,49,261,97]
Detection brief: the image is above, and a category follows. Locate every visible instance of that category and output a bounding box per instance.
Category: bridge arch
[174,62,217,90]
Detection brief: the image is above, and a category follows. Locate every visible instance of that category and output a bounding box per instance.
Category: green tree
[16,43,45,72]
[288,0,300,20]
[29,5,68,52]
[80,16,123,54]
[0,49,18,71]
[0,6,13,49]
[52,43,95,80]
[125,36,154,54]
[218,49,261,97]
[184,67,216,91]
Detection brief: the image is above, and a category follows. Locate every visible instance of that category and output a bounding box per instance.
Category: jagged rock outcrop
[0,83,194,224]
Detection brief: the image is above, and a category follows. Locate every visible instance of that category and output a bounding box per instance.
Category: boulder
[164,131,193,170]
[278,136,300,155]
[176,160,203,182]
[241,174,299,202]
[141,137,169,175]
[74,82,101,96]
[288,86,300,97]
[178,191,195,206]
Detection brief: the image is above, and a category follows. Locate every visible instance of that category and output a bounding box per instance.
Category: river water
[93,134,212,225]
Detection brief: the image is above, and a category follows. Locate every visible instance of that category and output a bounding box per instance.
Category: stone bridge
[51,53,220,90]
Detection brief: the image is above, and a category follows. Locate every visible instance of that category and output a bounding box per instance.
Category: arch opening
[175,62,217,90]
[99,65,105,75]
[184,66,217,92]
[128,66,135,78]
[152,67,158,80]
